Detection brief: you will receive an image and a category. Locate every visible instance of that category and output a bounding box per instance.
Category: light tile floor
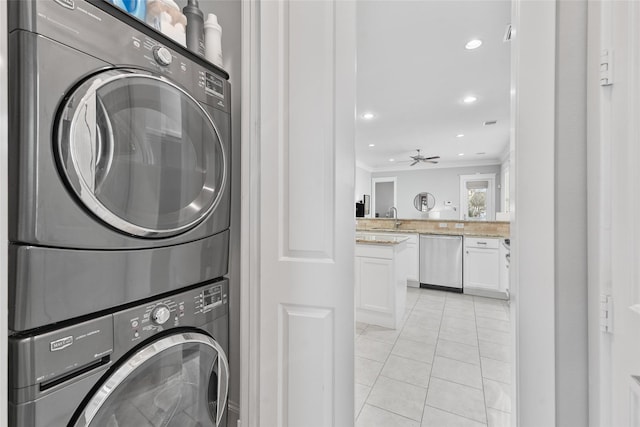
[355,287,512,427]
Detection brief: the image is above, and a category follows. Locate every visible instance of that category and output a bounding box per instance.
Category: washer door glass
[57,68,226,238]
[74,332,229,427]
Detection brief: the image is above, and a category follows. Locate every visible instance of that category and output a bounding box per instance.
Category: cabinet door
[358,258,393,313]
[464,247,500,290]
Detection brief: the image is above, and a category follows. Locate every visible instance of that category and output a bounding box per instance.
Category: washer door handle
[209,345,230,426]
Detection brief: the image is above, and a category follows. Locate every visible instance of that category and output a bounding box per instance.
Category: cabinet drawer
[464,237,499,249]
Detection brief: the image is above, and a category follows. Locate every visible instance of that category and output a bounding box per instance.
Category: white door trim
[240,0,261,425]
[511,0,558,425]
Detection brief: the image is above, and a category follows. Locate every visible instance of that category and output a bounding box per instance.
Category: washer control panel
[112,279,228,357]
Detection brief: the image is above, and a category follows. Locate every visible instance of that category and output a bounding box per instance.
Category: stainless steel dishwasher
[419,234,463,292]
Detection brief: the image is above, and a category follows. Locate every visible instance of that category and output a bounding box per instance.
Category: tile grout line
[419,290,446,426]
[423,402,489,426]
[354,323,371,422]
[474,295,490,426]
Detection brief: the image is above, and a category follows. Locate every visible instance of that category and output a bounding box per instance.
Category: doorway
[239,0,574,425]
[354,1,514,425]
[372,177,397,218]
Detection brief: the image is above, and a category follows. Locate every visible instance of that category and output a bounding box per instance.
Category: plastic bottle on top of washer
[183,0,205,55]
[204,13,223,68]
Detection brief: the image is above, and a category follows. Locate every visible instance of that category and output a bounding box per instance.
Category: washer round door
[57,68,227,238]
[74,332,229,427]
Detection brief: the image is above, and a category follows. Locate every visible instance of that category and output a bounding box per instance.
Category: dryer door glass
[73,332,229,427]
[57,69,227,238]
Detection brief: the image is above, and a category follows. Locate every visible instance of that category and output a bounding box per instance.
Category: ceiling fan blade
[424,156,440,160]
[428,160,439,164]
[410,160,419,166]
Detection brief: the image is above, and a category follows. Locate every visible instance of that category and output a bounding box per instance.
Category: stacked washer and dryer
[7,1,232,426]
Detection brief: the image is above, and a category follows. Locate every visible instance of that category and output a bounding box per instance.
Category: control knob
[151,304,171,325]
[153,46,173,66]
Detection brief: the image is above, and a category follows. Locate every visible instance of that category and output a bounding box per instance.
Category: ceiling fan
[409,149,440,166]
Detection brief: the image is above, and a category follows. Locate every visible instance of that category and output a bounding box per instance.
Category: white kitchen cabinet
[356,232,419,287]
[355,238,407,329]
[464,237,506,299]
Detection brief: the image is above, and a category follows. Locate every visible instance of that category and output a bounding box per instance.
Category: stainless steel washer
[9,280,230,427]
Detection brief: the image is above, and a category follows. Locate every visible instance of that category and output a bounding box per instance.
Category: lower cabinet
[355,241,407,329]
[463,237,507,299]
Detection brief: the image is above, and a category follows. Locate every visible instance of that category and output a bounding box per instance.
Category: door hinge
[600,49,614,86]
[600,294,613,333]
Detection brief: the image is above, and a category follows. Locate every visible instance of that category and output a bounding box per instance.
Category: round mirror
[414,192,436,212]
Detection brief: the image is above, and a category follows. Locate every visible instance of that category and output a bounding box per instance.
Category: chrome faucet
[389,207,401,229]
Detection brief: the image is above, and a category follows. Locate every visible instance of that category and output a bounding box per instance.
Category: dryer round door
[73,331,229,427]
[56,68,227,238]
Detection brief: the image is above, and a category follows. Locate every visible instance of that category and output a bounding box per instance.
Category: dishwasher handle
[419,235,462,240]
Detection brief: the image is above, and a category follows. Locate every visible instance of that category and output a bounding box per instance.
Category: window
[460,174,496,221]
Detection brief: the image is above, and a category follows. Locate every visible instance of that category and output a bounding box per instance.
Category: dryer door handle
[68,78,115,193]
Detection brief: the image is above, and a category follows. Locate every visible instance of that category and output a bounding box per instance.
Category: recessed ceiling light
[456,134,464,138]
[368,143,375,147]
[465,39,483,50]
[458,153,465,156]
[362,112,375,120]
[388,158,395,162]
[463,96,478,104]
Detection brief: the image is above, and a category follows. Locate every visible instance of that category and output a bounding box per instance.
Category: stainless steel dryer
[8,0,232,331]
[9,279,230,427]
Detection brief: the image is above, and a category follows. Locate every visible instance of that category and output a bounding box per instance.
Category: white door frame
[371,176,397,218]
[240,1,565,426]
[239,0,259,425]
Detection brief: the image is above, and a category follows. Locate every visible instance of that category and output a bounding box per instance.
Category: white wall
[372,164,501,219]
[500,155,510,216]
[354,165,371,214]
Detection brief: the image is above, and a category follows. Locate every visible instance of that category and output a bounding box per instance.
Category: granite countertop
[356,228,508,239]
[355,234,409,245]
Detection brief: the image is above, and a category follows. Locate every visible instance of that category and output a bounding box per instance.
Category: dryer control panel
[8,0,230,112]
[112,279,228,358]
